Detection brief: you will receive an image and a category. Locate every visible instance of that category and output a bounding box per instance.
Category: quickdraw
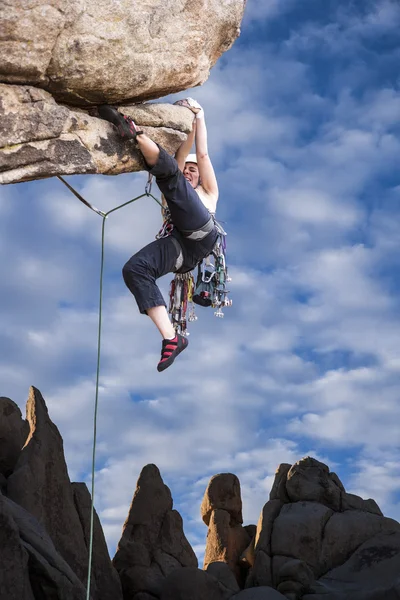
[193,224,232,318]
[168,271,197,336]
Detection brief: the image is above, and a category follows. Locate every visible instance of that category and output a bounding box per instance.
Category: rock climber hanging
[98,98,219,372]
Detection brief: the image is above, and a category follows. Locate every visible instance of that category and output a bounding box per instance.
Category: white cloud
[242,0,294,25]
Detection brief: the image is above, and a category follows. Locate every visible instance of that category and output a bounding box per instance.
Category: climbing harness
[57,174,162,600]
[165,217,232,334]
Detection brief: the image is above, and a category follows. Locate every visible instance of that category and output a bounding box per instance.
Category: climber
[98,98,219,372]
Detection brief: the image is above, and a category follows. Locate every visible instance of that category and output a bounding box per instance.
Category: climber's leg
[98,105,160,165]
[122,236,177,315]
[122,236,189,371]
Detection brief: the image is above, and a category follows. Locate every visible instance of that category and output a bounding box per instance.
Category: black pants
[122,147,218,313]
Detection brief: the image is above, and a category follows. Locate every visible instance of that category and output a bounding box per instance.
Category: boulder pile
[1,387,400,600]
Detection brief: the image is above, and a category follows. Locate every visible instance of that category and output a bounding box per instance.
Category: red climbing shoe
[97,105,143,139]
[157,333,188,372]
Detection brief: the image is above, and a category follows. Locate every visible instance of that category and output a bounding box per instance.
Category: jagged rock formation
[1,389,122,600]
[113,463,198,599]
[1,388,400,600]
[7,387,91,585]
[0,0,246,183]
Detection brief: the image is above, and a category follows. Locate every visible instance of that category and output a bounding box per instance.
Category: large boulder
[6,387,89,585]
[0,0,246,105]
[206,561,241,597]
[201,473,243,526]
[285,457,341,511]
[0,396,29,477]
[0,85,193,184]
[113,464,197,599]
[246,456,400,600]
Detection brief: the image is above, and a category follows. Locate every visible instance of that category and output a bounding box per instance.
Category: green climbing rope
[57,176,162,600]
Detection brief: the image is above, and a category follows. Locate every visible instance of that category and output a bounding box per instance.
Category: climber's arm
[195,113,219,200]
[175,120,196,172]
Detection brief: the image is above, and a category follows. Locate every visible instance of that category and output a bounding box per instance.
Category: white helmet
[185,153,198,164]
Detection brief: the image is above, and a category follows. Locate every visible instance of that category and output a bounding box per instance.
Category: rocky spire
[113,464,197,599]
[7,386,89,585]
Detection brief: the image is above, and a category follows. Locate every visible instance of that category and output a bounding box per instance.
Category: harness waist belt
[181,216,214,241]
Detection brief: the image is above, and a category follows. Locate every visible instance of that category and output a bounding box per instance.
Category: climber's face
[183,162,200,188]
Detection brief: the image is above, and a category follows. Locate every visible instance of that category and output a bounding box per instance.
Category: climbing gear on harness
[157,332,189,372]
[56,175,162,600]
[98,105,144,140]
[168,218,232,333]
[193,223,232,318]
[168,271,197,335]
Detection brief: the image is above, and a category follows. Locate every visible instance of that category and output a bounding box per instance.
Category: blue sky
[1,0,400,559]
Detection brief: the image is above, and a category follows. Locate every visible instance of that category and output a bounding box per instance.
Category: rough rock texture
[0,396,29,477]
[0,84,194,184]
[0,0,245,182]
[113,464,197,599]
[0,493,35,600]
[0,493,87,600]
[204,508,251,586]
[206,561,241,597]
[303,531,400,600]
[160,567,224,600]
[231,588,287,599]
[245,457,400,600]
[202,474,252,586]
[6,386,89,585]
[245,499,283,587]
[0,0,246,105]
[72,482,123,600]
[285,457,342,511]
[269,464,291,503]
[201,473,243,526]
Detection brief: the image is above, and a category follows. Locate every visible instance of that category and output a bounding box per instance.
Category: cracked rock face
[0,84,193,183]
[0,0,245,105]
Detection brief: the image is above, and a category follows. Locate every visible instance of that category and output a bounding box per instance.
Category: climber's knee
[122,255,150,291]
